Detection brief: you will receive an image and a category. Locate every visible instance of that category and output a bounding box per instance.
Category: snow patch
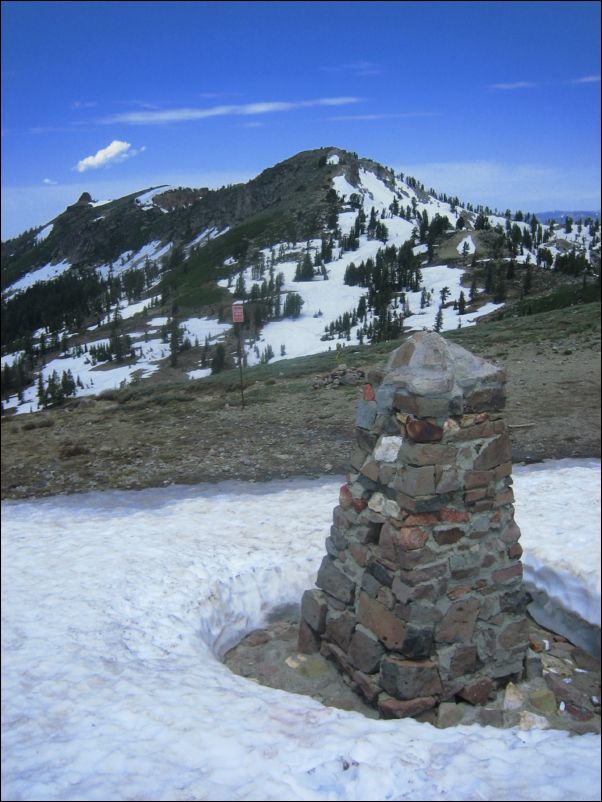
[34,224,53,243]
[134,186,172,209]
[1,462,600,802]
[457,235,476,255]
[3,259,72,296]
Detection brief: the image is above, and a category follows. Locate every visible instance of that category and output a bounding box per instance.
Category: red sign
[232,303,244,323]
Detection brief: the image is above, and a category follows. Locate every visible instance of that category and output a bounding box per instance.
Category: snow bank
[1,462,600,801]
[514,459,601,628]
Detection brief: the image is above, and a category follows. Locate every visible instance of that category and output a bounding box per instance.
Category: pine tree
[493,269,506,302]
[211,344,226,374]
[295,252,314,282]
[168,318,181,367]
[37,374,47,408]
[260,344,274,364]
[485,264,494,294]
[46,370,62,405]
[61,369,76,398]
[283,292,304,319]
[458,291,466,315]
[434,307,444,333]
[523,263,533,296]
[234,272,247,298]
[475,212,490,230]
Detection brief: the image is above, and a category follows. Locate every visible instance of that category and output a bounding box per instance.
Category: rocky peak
[75,192,93,206]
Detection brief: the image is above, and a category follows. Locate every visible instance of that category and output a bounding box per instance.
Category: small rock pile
[298,332,530,719]
[313,365,366,389]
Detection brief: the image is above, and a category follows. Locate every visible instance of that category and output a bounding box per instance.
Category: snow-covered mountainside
[1,147,600,414]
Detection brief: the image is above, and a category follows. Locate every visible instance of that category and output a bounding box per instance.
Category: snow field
[1,461,600,801]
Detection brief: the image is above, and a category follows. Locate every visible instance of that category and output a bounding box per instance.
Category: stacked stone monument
[298,332,529,719]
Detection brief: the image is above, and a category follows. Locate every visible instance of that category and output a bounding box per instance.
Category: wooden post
[232,302,245,409]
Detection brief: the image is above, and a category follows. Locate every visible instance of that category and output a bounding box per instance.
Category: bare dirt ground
[1,306,600,500]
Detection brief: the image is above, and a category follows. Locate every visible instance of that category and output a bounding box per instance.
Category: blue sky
[2,0,600,239]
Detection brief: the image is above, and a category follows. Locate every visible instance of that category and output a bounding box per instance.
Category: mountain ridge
[1,147,600,416]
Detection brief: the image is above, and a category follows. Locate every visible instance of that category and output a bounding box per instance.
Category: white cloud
[321,61,382,77]
[43,178,58,185]
[567,75,601,84]
[489,81,537,90]
[330,112,440,121]
[99,97,361,125]
[490,76,600,90]
[75,140,145,173]
[71,100,98,110]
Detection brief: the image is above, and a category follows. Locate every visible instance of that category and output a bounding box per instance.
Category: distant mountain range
[1,147,600,415]
[534,211,600,224]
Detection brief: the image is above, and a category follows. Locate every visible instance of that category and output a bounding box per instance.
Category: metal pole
[237,322,245,409]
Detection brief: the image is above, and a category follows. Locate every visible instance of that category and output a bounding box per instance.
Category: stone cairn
[298,331,529,719]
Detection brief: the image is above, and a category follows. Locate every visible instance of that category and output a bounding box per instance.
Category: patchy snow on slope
[186,225,230,250]
[119,296,161,321]
[1,461,600,802]
[87,295,162,330]
[2,326,178,414]
[383,215,416,245]
[96,240,172,279]
[3,259,72,297]
[34,223,53,243]
[326,153,340,165]
[245,264,366,365]
[332,174,358,202]
[134,186,172,209]
[358,168,397,210]
[399,266,503,332]
[457,235,476,255]
[187,367,211,380]
[180,316,230,345]
[1,350,25,371]
[220,213,494,366]
[148,316,169,327]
